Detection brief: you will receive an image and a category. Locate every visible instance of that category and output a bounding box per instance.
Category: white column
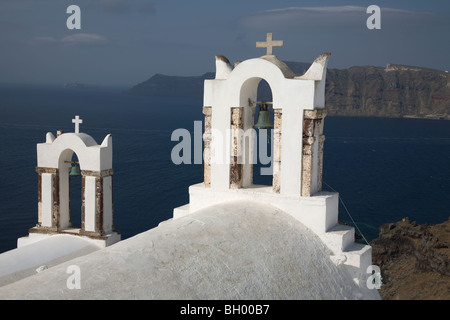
[84,176,97,233]
[102,176,113,234]
[41,173,53,227]
[280,103,303,196]
[210,106,231,190]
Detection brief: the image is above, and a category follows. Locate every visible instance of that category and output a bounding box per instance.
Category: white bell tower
[18,116,120,248]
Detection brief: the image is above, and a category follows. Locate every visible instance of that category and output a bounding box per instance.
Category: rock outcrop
[370,218,450,300]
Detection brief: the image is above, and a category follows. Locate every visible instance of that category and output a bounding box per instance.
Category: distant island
[63,82,99,89]
[128,62,449,120]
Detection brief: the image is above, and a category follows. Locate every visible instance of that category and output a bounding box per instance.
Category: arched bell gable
[34,130,115,240]
[203,54,329,196]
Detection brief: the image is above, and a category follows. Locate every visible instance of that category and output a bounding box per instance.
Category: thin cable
[323,181,370,245]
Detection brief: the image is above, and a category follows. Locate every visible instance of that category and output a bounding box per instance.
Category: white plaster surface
[0,201,380,300]
[0,235,100,287]
[181,183,339,235]
[176,184,372,285]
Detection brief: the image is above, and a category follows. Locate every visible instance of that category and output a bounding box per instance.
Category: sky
[0,0,449,87]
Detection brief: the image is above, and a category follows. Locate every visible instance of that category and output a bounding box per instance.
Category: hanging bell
[253,102,274,129]
[69,164,81,177]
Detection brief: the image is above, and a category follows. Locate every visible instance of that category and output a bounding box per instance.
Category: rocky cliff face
[370,218,450,300]
[326,64,450,120]
[129,62,450,120]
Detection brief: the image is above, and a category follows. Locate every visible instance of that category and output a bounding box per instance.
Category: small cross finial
[256,32,284,56]
[72,115,83,134]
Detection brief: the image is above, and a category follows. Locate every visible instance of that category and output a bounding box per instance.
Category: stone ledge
[35,167,58,174]
[26,226,121,246]
[81,169,114,177]
[304,109,327,119]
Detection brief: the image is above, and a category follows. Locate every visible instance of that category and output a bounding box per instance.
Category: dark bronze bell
[69,164,81,177]
[254,102,274,129]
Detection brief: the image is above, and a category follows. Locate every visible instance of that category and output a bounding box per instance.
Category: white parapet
[176,183,339,235]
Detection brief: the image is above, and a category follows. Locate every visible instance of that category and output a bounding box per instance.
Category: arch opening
[58,149,83,232]
[235,77,279,191]
[253,79,274,187]
[69,153,82,228]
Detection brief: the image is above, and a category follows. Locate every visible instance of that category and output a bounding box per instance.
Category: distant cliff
[326,64,450,120]
[371,218,450,300]
[129,62,450,120]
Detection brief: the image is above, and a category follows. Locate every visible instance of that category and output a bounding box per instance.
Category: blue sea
[0,84,449,254]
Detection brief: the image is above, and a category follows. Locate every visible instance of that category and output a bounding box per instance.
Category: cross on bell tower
[72,115,83,134]
[256,32,284,56]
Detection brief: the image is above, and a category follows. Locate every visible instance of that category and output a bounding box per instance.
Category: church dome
[0,200,380,299]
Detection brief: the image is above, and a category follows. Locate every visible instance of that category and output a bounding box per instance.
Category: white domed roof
[0,201,380,300]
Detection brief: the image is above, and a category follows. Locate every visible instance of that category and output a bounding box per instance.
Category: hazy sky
[0,0,449,87]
